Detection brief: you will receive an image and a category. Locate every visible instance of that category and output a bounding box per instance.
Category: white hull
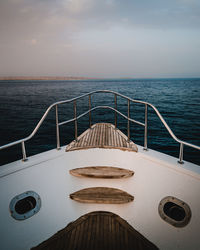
[0,145,200,250]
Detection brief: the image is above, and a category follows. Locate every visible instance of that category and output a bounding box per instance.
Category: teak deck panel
[70,187,134,204]
[66,123,138,152]
[69,166,134,179]
[31,211,159,250]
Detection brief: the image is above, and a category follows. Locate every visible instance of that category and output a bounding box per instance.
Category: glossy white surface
[0,145,200,250]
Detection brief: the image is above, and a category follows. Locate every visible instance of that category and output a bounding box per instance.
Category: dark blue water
[0,79,199,166]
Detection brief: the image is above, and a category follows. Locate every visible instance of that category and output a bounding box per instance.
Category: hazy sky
[0,0,200,78]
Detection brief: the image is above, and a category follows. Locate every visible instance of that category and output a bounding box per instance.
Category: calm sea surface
[0,78,199,165]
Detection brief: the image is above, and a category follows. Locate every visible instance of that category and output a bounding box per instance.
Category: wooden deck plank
[77,137,83,147]
[108,124,112,146]
[111,125,115,147]
[102,123,106,146]
[95,214,100,249]
[122,134,127,148]
[94,124,99,146]
[101,123,104,146]
[67,223,77,250]
[91,126,97,146]
[80,131,87,148]
[87,127,94,147]
[112,127,117,147]
[115,128,120,148]
[96,124,101,146]
[90,126,96,147]
[66,123,138,152]
[99,214,105,250]
[115,221,121,250]
[85,215,92,250]
[84,127,91,147]
[92,125,98,146]
[99,123,103,146]
[117,129,123,148]
[104,123,107,146]
[105,124,108,146]
[31,211,158,250]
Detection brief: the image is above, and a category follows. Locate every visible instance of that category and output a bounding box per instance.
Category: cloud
[58,0,200,30]
[1,0,200,43]
[65,0,94,14]
[0,0,200,77]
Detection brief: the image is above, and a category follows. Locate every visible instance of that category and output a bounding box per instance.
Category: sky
[0,0,200,78]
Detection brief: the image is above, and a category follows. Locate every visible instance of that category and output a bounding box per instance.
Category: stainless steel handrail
[0,90,199,164]
[58,106,145,127]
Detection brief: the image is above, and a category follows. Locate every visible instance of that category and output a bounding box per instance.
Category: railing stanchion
[178,143,184,164]
[114,94,117,128]
[21,141,27,161]
[89,94,92,128]
[144,104,148,150]
[127,99,130,141]
[74,100,78,141]
[56,105,61,150]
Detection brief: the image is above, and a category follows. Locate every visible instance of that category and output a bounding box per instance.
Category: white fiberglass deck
[0,142,200,250]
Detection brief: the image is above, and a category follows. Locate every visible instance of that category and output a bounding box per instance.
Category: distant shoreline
[0,76,199,81]
[0,76,96,81]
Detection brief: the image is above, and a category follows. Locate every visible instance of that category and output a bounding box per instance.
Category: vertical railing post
[56,105,61,150]
[127,99,130,141]
[21,141,27,161]
[74,100,78,141]
[89,94,92,128]
[178,143,184,164]
[144,104,148,150]
[114,94,117,128]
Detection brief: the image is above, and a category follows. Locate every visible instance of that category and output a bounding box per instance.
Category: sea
[0,78,199,166]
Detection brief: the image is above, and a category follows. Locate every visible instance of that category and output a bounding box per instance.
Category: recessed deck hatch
[70,166,134,178]
[70,187,134,204]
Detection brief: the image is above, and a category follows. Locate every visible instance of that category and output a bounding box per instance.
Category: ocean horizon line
[0,76,200,81]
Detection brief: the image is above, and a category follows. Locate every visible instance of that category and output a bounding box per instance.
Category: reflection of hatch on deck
[31,211,158,250]
[66,123,138,152]
[70,166,134,179]
[70,187,134,204]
